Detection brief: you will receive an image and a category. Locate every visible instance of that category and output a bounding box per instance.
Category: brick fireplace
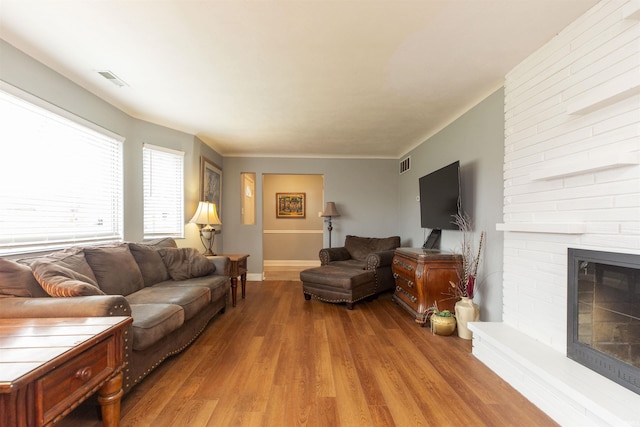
[470,1,640,425]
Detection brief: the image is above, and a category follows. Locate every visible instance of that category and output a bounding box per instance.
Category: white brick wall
[502,0,640,353]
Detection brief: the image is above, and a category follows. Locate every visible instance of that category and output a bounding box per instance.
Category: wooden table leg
[230,276,238,307]
[241,272,247,299]
[97,372,124,427]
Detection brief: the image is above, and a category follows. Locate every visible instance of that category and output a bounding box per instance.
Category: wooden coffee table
[0,316,132,426]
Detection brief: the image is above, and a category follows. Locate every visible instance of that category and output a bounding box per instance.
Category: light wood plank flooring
[60,280,557,426]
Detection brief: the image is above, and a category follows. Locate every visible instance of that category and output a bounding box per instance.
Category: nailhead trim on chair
[319,251,330,266]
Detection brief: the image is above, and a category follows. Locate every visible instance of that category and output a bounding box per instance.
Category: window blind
[0,85,124,255]
[143,143,184,239]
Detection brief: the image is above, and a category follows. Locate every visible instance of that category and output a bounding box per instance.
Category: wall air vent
[399,156,411,175]
[97,70,128,88]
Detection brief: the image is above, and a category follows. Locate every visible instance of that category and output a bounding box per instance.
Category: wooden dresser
[0,316,132,426]
[392,248,461,326]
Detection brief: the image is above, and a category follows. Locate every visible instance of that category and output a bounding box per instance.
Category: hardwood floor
[60,280,557,426]
[262,265,313,281]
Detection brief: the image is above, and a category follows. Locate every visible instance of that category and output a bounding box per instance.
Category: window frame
[0,82,125,256]
[142,143,185,240]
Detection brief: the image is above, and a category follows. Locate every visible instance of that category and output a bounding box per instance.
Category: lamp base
[199,227,217,256]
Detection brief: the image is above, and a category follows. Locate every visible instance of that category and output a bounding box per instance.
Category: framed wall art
[201,156,222,214]
[276,192,305,218]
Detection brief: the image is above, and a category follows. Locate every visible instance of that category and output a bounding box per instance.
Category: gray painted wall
[397,89,505,321]
[222,157,398,274]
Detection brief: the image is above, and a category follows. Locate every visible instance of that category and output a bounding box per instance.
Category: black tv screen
[419,160,461,230]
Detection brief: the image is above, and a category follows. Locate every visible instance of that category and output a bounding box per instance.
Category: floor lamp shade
[320,202,340,248]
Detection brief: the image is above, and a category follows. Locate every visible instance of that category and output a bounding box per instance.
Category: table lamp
[189,201,222,255]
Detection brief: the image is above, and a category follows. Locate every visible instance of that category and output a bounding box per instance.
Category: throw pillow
[17,249,99,284]
[144,237,178,248]
[0,258,49,298]
[31,261,105,297]
[158,247,215,281]
[129,243,170,286]
[83,244,145,296]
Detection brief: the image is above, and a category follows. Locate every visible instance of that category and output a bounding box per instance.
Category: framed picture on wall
[276,192,305,218]
[201,156,222,215]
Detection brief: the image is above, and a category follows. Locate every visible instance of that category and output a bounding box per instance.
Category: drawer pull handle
[75,367,92,382]
[393,273,414,288]
[395,286,417,303]
[393,259,413,271]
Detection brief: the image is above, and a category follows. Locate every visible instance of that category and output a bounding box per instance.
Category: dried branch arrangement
[449,212,485,299]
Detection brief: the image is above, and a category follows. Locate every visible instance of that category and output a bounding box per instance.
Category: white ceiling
[0,0,599,158]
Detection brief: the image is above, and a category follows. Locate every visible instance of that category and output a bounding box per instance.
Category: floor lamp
[320,202,340,248]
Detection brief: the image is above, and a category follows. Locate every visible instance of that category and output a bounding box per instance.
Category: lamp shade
[320,202,340,217]
[189,201,221,225]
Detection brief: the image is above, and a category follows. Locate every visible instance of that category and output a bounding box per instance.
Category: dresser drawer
[392,256,416,277]
[37,338,113,424]
[394,284,419,311]
[393,271,417,296]
[392,256,419,310]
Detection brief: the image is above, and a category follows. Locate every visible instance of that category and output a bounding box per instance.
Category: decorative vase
[454,297,479,340]
[429,314,457,336]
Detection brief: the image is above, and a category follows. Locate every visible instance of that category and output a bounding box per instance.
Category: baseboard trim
[246,273,263,281]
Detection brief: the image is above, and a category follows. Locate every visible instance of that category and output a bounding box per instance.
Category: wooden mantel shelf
[496,223,586,234]
[530,152,640,181]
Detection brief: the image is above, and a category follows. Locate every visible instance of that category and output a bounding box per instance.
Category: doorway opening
[262,174,323,280]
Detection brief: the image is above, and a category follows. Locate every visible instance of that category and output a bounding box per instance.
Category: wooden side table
[0,316,132,426]
[222,254,250,307]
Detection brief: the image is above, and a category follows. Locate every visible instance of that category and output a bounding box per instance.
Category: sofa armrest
[319,247,351,265]
[208,255,230,277]
[365,249,397,270]
[0,295,132,319]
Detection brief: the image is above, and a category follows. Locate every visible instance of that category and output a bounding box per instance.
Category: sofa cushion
[300,266,376,290]
[344,235,401,262]
[0,258,49,298]
[83,244,144,296]
[158,247,214,281]
[129,303,184,351]
[128,243,170,287]
[154,275,230,304]
[31,261,105,297]
[127,285,210,320]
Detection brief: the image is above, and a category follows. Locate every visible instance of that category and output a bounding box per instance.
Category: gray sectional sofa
[0,238,230,393]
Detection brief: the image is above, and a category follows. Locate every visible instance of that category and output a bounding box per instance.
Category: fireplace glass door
[568,248,640,395]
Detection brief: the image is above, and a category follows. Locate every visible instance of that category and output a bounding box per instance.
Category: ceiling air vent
[399,156,411,175]
[97,70,128,87]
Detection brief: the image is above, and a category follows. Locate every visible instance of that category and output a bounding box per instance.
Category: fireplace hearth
[567,248,640,395]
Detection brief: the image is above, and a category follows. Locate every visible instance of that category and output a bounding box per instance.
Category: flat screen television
[419,160,461,249]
